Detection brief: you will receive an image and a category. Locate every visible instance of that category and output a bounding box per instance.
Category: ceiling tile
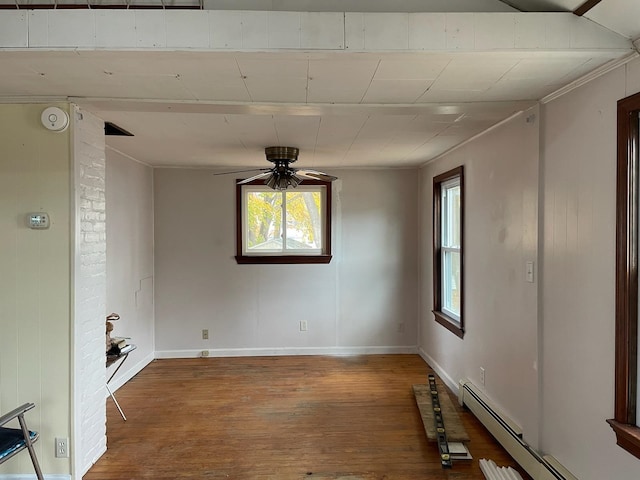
[95,11,137,48]
[0,11,27,47]
[241,11,268,49]
[315,115,369,148]
[133,10,166,49]
[236,56,308,79]
[363,13,409,50]
[428,56,520,91]
[374,56,450,80]
[273,115,321,150]
[267,11,301,48]
[244,77,308,103]
[408,13,446,50]
[445,13,475,50]
[300,12,344,49]
[178,77,251,102]
[588,0,640,38]
[474,13,516,50]
[362,79,432,103]
[209,10,242,49]
[501,57,588,82]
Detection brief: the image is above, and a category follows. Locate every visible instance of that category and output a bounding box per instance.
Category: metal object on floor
[428,373,452,469]
[106,344,137,421]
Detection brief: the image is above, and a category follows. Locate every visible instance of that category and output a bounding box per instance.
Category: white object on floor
[480,459,524,480]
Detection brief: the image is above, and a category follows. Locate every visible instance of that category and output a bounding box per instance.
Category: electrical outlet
[480,367,486,386]
[397,322,405,333]
[55,437,69,458]
[299,320,308,332]
[202,329,209,340]
[201,350,209,357]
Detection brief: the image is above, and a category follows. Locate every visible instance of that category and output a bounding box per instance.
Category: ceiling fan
[214,146,337,190]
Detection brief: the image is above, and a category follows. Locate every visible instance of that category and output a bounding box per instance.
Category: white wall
[153,168,419,356]
[72,106,108,477]
[105,149,155,390]
[419,107,540,447]
[418,56,640,479]
[0,104,72,477]
[539,58,640,480]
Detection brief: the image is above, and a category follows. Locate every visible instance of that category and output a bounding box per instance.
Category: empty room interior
[2,0,640,479]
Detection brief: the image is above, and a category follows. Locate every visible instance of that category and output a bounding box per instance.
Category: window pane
[246,191,283,251]
[442,250,461,320]
[442,182,461,248]
[284,191,323,250]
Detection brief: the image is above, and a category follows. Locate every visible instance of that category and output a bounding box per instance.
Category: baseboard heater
[458,380,577,480]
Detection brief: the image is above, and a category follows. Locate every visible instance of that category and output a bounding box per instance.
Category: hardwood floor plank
[84,355,530,480]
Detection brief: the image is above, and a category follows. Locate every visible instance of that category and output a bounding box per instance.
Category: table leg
[105,383,127,421]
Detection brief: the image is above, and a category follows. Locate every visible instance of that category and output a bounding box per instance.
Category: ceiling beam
[574,0,604,16]
[497,1,525,12]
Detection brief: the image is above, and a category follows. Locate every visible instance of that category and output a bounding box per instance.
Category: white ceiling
[507,1,640,38]
[0,0,638,169]
[68,50,609,168]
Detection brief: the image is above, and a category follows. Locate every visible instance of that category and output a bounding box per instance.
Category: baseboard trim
[417,347,458,393]
[0,475,71,480]
[79,444,107,478]
[155,346,418,359]
[106,351,154,393]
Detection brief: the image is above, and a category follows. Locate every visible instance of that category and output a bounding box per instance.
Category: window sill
[433,310,464,338]
[235,255,332,265]
[607,419,640,459]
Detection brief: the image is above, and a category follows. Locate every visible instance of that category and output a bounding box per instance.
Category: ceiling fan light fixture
[266,174,278,190]
[277,176,289,190]
[289,173,302,188]
[265,146,299,164]
[232,146,336,189]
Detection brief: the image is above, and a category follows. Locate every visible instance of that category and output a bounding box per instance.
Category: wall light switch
[526,261,534,283]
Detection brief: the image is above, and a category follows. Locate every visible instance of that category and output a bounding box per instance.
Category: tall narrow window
[608,92,640,459]
[433,166,464,338]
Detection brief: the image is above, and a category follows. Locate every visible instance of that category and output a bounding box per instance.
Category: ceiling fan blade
[237,171,273,185]
[295,169,338,182]
[213,168,270,176]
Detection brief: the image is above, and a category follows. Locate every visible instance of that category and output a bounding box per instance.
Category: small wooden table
[106,344,136,421]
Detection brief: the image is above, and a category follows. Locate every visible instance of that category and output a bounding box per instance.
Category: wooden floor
[84,355,529,480]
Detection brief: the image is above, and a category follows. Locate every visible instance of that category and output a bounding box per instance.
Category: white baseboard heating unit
[458,380,578,480]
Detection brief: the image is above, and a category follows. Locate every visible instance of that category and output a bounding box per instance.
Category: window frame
[432,166,465,338]
[235,179,332,265]
[608,91,640,458]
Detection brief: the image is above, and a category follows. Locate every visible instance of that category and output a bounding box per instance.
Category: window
[433,166,464,338]
[608,92,640,458]
[236,180,332,264]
